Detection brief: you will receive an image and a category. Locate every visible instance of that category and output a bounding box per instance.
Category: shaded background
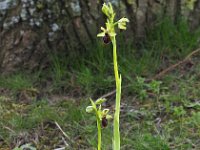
[0,0,200,74]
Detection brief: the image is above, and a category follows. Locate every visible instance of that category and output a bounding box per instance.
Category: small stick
[151,48,200,80]
[3,126,15,133]
[99,48,200,98]
[54,147,66,150]
[55,121,73,147]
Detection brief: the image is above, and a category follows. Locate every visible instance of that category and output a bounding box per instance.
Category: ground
[0,52,200,150]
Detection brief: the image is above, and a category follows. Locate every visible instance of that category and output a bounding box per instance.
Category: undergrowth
[45,17,200,96]
[0,65,200,149]
[0,17,200,149]
[1,17,198,97]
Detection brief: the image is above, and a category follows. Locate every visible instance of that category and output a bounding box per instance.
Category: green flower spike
[86,98,112,150]
[87,2,129,150]
[97,2,129,150]
[97,3,129,45]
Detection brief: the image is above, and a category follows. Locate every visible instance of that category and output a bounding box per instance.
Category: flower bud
[86,106,94,113]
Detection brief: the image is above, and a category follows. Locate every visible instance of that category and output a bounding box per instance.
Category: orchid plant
[86,2,129,150]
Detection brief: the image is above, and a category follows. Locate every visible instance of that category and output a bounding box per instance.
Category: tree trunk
[0,0,199,74]
[189,0,200,30]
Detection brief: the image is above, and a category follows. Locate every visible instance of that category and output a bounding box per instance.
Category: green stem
[113,37,119,86]
[112,36,121,150]
[97,116,102,150]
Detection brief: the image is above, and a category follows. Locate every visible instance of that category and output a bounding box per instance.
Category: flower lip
[103,33,111,44]
[101,116,108,127]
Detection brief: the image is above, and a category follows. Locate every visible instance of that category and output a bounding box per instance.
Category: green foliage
[147,80,162,95]
[133,77,164,100]
[0,74,33,91]
[0,73,200,149]
[190,112,200,126]
[13,143,36,150]
[134,77,148,100]
[1,4,200,150]
[133,133,170,150]
[6,100,59,131]
[37,14,200,97]
[173,106,186,117]
[49,50,68,82]
[77,67,94,94]
[146,17,200,58]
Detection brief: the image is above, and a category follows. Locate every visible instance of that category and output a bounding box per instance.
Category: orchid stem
[97,117,101,150]
[112,36,121,150]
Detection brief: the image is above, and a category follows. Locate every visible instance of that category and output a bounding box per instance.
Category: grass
[0,65,200,149]
[0,59,200,149]
[0,17,200,149]
[0,73,34,91]
[145,17,200,57]
[13,17,196,98]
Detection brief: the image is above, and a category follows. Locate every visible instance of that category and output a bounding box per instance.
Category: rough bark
[0,0,199,74]
[189,0,200,30]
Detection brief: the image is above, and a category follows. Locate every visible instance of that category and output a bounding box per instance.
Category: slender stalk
[97,117,102,150]
[95,3,129,149]
[112,36,121,150]
[112,37,119,86]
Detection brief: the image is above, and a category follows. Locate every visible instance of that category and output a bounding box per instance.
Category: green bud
[102,3,110,17]
[102,3,114,19]
[86,106,94,113]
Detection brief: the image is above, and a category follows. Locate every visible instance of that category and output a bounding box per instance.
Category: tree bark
[189,0,200,30]
[0,0,199,74]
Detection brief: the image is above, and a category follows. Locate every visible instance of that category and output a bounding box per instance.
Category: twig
[3,126,15,133]
[55,121,73,147]
[100,89,116,99]
[61,136,69,147]
[151,48,200,80]
[54,147,66,150]
[99,85,131,99]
